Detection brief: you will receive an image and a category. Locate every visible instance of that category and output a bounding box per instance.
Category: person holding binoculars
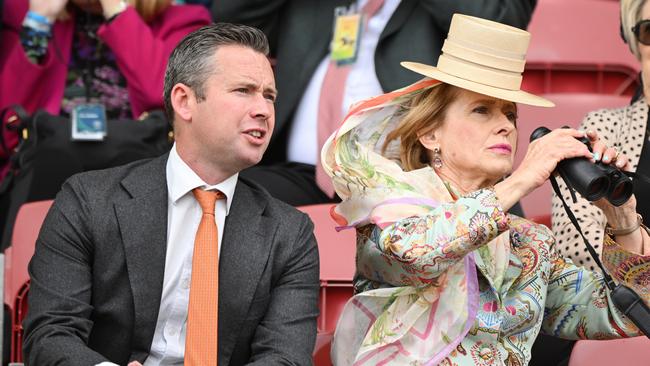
[321,14,650,366]
[551,0,650,273]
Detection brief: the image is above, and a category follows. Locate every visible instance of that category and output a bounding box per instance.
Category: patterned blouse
[352,188,649,365]
[321,79,650,366]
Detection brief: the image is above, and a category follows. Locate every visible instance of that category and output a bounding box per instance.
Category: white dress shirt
[144,144,237,365]
[96,145,236,365]
[287,0,401,165]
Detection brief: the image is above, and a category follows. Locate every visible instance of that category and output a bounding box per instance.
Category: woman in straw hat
[322,14,650,365]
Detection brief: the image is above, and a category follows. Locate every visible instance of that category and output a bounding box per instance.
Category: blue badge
[71,103,107,141]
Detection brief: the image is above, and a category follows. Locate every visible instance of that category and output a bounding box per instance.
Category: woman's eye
[506,112,518,123]
[472,106,489,114]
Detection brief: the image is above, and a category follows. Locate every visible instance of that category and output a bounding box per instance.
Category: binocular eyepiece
[530,127,633,206]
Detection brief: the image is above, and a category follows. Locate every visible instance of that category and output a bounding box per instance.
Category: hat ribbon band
[437,53,523,90]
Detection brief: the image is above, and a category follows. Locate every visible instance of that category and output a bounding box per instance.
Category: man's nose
[250,94,273,120]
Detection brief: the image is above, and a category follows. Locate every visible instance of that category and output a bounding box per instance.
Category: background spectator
[213,0,537,206]
[551,0,650,271]
[0,0,211,179]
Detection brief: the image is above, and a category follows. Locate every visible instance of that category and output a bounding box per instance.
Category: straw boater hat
[401,14,554,107]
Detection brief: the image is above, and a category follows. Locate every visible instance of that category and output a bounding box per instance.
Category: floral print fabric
[321,79,650,365]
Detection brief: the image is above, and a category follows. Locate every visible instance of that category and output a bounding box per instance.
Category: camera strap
[550,174,650,338]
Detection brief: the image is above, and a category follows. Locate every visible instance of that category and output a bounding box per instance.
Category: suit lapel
[114,155,169,360]
[218,181,277,365]
[379,0,417,42]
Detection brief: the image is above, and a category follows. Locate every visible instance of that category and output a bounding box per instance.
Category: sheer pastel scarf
[321,79,510,365]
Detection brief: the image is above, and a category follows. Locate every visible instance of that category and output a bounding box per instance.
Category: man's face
[186,45,276,177]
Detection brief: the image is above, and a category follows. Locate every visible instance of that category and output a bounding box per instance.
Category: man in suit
[23,23,320,365]
[213,0,537,206]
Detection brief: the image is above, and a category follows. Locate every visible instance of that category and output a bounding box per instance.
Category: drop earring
[433,147,443,169]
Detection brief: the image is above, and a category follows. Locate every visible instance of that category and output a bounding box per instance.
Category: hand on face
[29,0,69,20]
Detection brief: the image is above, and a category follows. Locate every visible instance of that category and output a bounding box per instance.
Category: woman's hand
[586,147,648,254]
[29,0,68,21]
[494,128,593,211]
[586,139,637,224]
[99,0,128,19]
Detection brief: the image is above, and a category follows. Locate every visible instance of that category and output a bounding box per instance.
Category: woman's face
[70,0,104,15]
[419,88,518,189]
[640,1,650,99]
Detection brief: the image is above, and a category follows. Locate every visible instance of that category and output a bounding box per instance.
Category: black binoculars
[530,126,633,206]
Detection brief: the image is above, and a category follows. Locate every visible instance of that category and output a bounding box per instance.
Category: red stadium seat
[529,215,551,228]
[515,93,630,219]
[313,332,334,366]
[569,337,650,366]
[3,200,53,364]
[297,204,355,365]
[523,0,640,96]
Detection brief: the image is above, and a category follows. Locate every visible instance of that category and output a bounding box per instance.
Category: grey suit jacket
[23,154,320,365]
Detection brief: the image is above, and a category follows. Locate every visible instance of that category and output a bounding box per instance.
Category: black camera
[530,126,633,206]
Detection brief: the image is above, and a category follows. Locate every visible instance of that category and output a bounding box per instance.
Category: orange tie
[185,188,224,365]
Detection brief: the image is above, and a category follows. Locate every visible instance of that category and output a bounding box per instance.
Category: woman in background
[0,0,210,177]
[551,0,650,271]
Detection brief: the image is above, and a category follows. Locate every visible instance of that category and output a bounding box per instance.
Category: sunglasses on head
[633,19,650,45]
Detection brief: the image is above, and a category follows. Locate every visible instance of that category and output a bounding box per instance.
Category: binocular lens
[585,176,610,201]
[530,126,634,206]
[608,178,634,206]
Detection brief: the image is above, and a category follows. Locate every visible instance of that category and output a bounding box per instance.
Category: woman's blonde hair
[382,83,459,171]
[621,0,647,60]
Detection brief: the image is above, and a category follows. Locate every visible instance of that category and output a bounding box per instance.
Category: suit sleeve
[246,212,320,365]
[23,176,109,365]
[97,5,211,118]
[419,0,537,30]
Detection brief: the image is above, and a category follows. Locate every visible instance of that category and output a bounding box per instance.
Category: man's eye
[265,94,277,103]
[235,88,249,93]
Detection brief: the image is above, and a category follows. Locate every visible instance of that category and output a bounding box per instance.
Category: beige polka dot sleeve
[551,99,647,271]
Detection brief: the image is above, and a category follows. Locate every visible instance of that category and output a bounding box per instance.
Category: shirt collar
[166,144,238,215]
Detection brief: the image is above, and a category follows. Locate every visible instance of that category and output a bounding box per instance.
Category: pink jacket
[0,1,211,161]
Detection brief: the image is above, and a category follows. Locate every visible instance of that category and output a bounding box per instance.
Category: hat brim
[401,61,555,108]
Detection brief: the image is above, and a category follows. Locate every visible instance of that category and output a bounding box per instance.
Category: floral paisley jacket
[352,188,649,366]
[321,79,650,365]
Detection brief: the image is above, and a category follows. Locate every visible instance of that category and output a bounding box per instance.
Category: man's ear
[170,83,194,123]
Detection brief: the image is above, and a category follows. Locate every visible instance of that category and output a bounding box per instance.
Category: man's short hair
[163,23,270,122]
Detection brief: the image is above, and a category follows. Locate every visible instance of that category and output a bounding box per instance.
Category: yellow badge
[330,6,363,65]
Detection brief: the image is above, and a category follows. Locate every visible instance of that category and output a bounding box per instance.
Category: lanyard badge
[71,103,107,141]
[330,4,364,65]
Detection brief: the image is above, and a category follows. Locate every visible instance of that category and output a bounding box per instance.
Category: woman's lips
[488,144,512,154]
